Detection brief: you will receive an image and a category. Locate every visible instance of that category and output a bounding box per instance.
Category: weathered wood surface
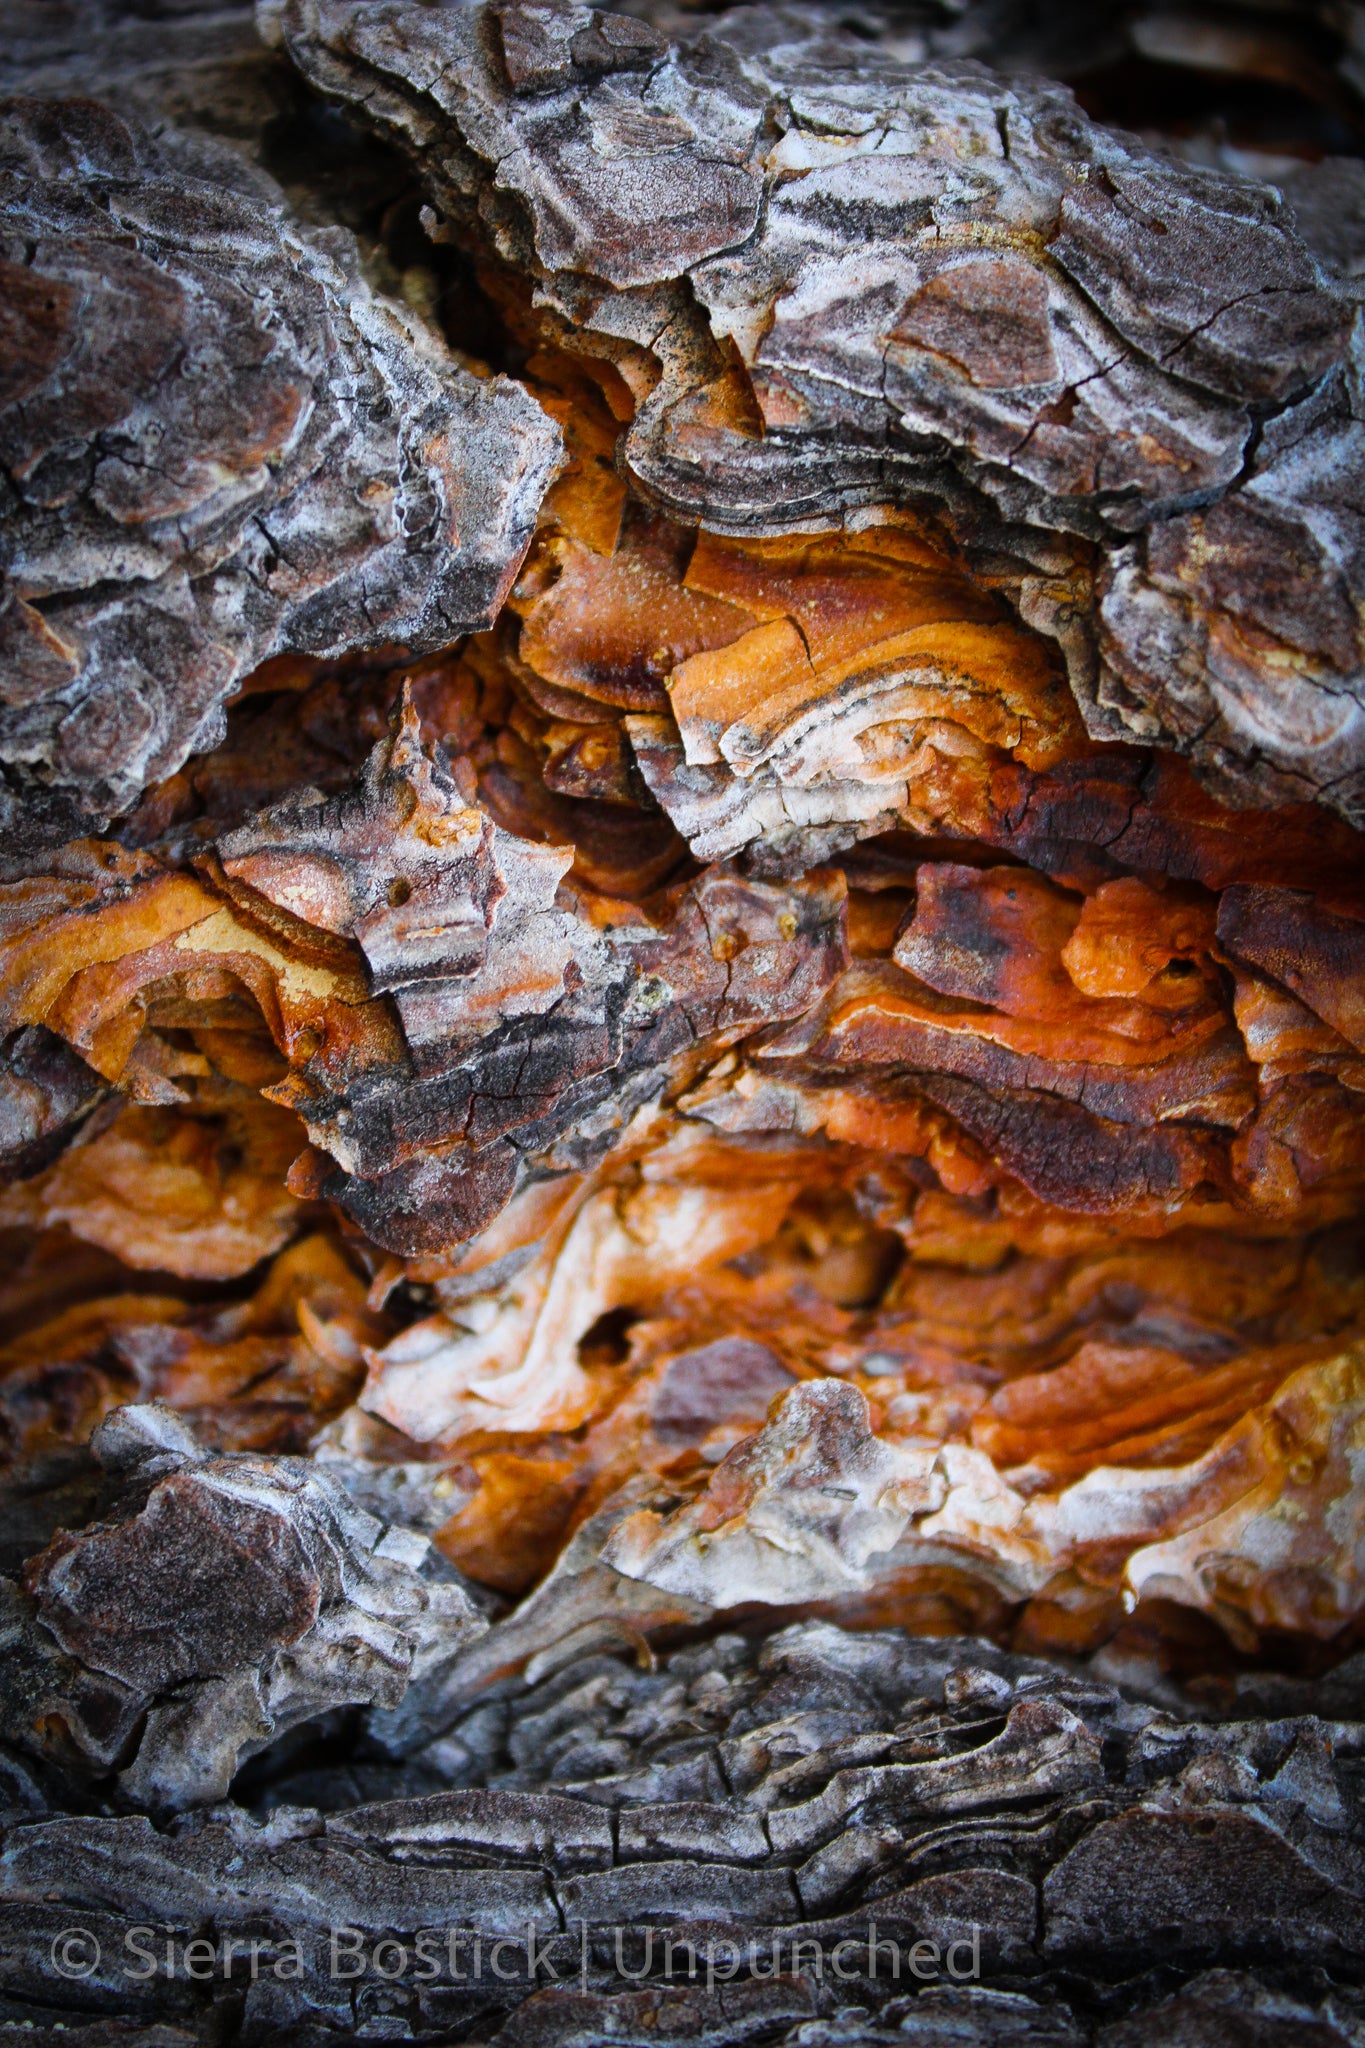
[5,1520,1365,2041]
[1,6,1365,2041]
[279,0,1365,822]
[0,93,560,816]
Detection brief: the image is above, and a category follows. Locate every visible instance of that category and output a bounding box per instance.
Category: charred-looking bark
[2,4,1365,2044]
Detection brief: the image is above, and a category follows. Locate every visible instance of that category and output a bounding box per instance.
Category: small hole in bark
[578,1306,640,1367]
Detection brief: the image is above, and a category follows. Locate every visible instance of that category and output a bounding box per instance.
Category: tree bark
[2,4,1365,2040]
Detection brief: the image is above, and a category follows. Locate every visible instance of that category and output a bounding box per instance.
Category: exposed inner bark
[2,3,1365,2042]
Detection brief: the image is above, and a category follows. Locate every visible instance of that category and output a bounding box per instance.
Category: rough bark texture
[276,0,1365,822]
[3,3,1365,2043]
[6,1562,1365,2042]
[0,91,561,816]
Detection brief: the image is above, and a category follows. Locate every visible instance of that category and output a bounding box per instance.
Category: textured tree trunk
[2,3,1365,2041]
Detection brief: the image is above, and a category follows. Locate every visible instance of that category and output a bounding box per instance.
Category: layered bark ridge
[7,1592,1365,2040]
[0,93,561,818]
[3,3,1365,2041]
[276,0,1365,824]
